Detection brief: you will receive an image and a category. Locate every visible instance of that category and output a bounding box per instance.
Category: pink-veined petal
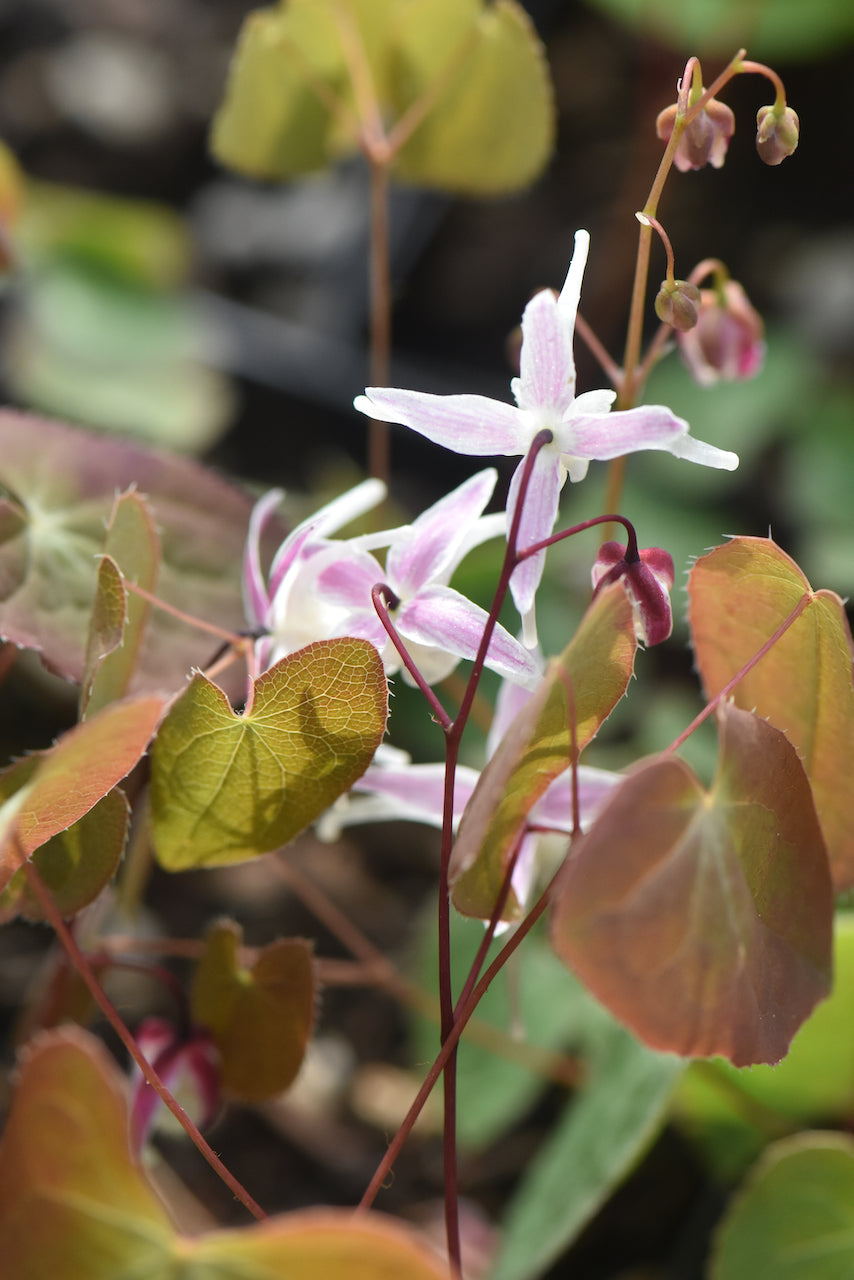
[505,449,563,621]
[388,468,497,595]
[354,761,479,827]
[242,488,282,626]
[557,403,688,462]
[315,544,386,611]
[532,766,621,832]
[355,389,529,457]
[513,288,576,416]
[398,585,542,687]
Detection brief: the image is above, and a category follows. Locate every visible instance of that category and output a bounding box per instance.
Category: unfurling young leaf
[689,535,854,889]
[550,703,833,1067]
[191,919,315,1101]
[151,638,388,870]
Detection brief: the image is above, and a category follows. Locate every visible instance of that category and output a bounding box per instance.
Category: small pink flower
[656,97,735,172]
[677,280,765,386]
[591,541,675,646]
[130,1016,221,1150]
[756,103,799,166]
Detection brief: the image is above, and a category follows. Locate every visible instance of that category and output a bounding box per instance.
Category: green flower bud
[654,279,701,331]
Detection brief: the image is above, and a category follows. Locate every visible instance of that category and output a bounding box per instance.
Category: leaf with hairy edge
[151,638,388,870]
[82,489,160,717]
[0,1027,451,1280]
[688,536,854,890]
[0,695,163,893]
[81,556,126,714]
[551,703,833,1066]
[191,920,315,1101]
[710,1132,854,1280]
[0,410,263,693]
[0,774,128,922]
[390,0,554,194]
[450,583,636,922]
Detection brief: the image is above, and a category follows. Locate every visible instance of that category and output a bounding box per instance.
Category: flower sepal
[591,540,675,646]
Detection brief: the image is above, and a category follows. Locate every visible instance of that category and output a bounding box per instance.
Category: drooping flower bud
[655,279,701,331]
[129,1016,221,1150]
[591,541,675,647]
[677,279,765,385]
[656,96,735,172]
[756,103,799,165]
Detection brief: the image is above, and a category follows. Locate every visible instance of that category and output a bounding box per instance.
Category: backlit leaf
[0,784,128,922]
[550,703,833,1066]
[81,556,126,714]
[688,536,854,889]
[0,695,163,893]
[191,919,315,1100]
[0,410,260,692]
[390,0,554,194]
[0,1027,450,1280]
[710,1132,854,1280]
[450,583,636,921]
[151,638,387,869]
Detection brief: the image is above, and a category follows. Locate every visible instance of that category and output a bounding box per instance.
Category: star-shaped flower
[355,230,738,639]
[314,468,541,687]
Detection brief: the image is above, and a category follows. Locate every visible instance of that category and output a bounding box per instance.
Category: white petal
[556,229,590,328]
[515,288,576,416]
[667,433,740,470]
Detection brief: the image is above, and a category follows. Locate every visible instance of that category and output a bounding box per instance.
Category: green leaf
[493,1020,682,1280]
[0,1027,452,1280]
[210,1,349,179]
[688,536,854,890]
[550,703,833,1066]
[210,0,554,194]
[0,695,163,894]
[82,490,160,716]
[0,410,260,692]
[390,0,555,194]
[710,1132,854,1280]
[7,261,233,452]
[191,920,315,1101]
[582,0,854,59]
[450,583,636,921]
[151,638,388,869]
[0,1027,174,1280]
[0,783,128,923]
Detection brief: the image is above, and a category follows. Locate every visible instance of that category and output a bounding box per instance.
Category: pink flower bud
[655,279,701,332]
[756,103,799,165]
[130,1016,221,1150]
[656,97,735,172]
[591,541,675,647]
[677,280,765,385]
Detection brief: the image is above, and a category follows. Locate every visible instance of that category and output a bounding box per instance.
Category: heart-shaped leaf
[0,410,261,692]
[450,583,636,921]
[151,638,388,869]
[0,1026,452,1280]
[688,536,854,889]
[550,703,833,1066]
[0,695,163,894]
[390,0,554,194]
[191,919,315,1101]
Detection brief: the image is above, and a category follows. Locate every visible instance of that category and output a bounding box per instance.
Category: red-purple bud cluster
[655,279,701,331]
[129,1016,221,1150]
[656,97,735,172]
[677,279,764,385]
[756,103,799,165]
[591,541,675,647]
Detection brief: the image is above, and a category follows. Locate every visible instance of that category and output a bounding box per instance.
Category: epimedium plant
[0,5,851,1279]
